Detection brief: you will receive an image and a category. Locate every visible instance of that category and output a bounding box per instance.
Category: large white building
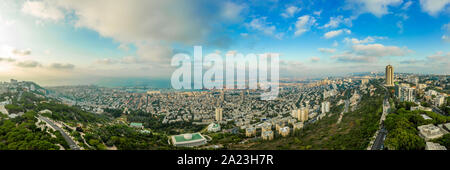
[396,84,415,102]
[321,101,330,114]
[425,142,447,150]
[207,122,221,132]
[418,124,445,141]
[434,96,445,107]
[425,90,438,97]
[407,76,419,85]
[171,133,207,147]
[292,108,308,122]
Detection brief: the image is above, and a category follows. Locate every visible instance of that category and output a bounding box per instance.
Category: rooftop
[130,122,143,127]
[173,133,204,142]
[425,142,447,150]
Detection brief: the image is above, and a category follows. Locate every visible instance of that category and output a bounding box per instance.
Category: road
[38,116,80,150]
[371,97,390,150]
[371,125,387,150]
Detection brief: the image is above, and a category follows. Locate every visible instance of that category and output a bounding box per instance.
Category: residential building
[293,122,304,130]
[262,130,274,140]
[246,127,256,137]
[434,95,445,107]
[215,107,223,122]
[321,101,330,114]
[279,126,290,137]
[292,108,309,122]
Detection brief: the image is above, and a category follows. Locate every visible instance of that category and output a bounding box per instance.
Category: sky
[0,0,449,86]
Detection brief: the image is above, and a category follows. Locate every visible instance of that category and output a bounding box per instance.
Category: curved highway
[38,116,80,150]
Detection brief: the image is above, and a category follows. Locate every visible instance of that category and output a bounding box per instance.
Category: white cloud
[333,41,339,47]
[425,51,450,71]
[443,35,450,42]
[294,15,316,36]
[44,50,51,55]
[419,0,450,16]
[343,36,386,44]
[427,51,450,62]
[310,56,321,62]
[247,17,276,35]
[1,45,32,59]
[136,43,174,63]
[401,51,449,73]
[0,16,16,26]
[281,6,301,18]
[121,56,139,64]
[226,50,238,56]
[279,60,306,76]
[442,23,450,42]
[221,2,246,22]
[331,52,376,62]
[56,0,212,44]
[332,43,412,62]
[12,48,32,56]
[443,22,450,32]
[352,43,411,57]
[35,0,247,64]
[49,63,75,70]
[313,10,322,16]
[396,21,404,33]
[118,44,129,51]
[275,33,285,40]
[22,0,64,21]
[402,1,413,10]
[16,60,41,68]
[320,16,353,29]
[0,57,15,63]
[345,0,403,17]
[318,48,336,54]
[95,58,117,65]
[396,13,409,20]
[324,29,351,39]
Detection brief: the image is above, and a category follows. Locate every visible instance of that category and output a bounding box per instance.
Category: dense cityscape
[2,1,450,169]
[1,0,450,155]
[0,64,448,150]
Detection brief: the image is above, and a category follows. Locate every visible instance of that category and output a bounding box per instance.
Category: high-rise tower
[385,65,394,86]
[215,108,223,122]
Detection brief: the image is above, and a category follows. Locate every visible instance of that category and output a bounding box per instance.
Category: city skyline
[0,0,449,86]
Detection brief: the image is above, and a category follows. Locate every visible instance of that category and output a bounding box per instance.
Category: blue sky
[0,0,449,86]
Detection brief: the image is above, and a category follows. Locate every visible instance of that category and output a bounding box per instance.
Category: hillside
[232,86,385,150]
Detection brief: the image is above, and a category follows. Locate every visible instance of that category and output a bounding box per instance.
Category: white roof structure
[421,114,432,120]
[418,124,444,141]
[425,142,447,150]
